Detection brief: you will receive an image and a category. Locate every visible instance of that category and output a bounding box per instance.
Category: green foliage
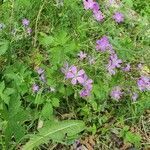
[41,102,53,119]
[120,126,142,147]
[0,40,9,56]
[23,120,85,150]
[0,0,149,149]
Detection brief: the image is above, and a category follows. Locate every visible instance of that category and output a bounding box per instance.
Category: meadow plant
[0,0,149,149]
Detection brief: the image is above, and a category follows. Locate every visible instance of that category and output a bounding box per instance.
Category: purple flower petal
[110,86,122,101]
[78,51,87,60]
[22,18,30,27]
[66,72,75,79]
[113,12,124,23]
[83,0,95,10]
[77,69,85,76]
[71,78,77,85]
[77,77,85,84]
[70,66,77,74]
[96,36,111,51]
[132,92,138,102]
[137,76,150,91]
[32,84,39,93]
[92,2,100,13]
[123,63,130,72]
[37,68,44,75]
[93,11,104,22]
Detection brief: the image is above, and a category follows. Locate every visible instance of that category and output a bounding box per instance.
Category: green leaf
[51,98,60,107]
[125,131,141,147]
[0,40,9,55]
[93,83,109,100]
[4,88,15,96]
[0,81,11,104]
[9,94,21,117]
[23,120,85,150]
[54,30,69,46]
[1,94,10,104]
[34,91,44,104]
[50,47,63,65]
[11,121,25,142]
[0,81,5,94]
[39,32,54,47]
[123,0,133,7]
[41,102,53,119]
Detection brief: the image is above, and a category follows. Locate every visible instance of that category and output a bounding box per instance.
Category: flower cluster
[113,12,124,23]
[96,36,122,75]
[66,66,85,85]
[82,1,149,103]
[62,64,93,98]
[77,51,87,60]
[122,63,130,72]
[32,84,39,93]
[32,67,55,93]
[80,74,93,97]
[77,51,96,65]
[83,0,124,23]
[83,0,104,22]
[32,67,45,93]
[132,92,138,101]
[96,36,112,52]
[110,86,123,101]
[36,67,46,82]
[22,18,32,35]
[107,53,122,75]
[137,76,150,91]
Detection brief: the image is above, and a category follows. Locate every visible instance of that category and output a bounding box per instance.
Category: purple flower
[137,76,150,91]
[110,86,122,101]
[107,53,122,75]
[132,92,138,102]
[82,74,93,90]
[22,18,30,27]
[83,0,104,23]
[61,62,70,76]
[36,67,46,82]
[109,54,122,67]
[80,89,91,98]
[83,0,95,10]
[107,65,116,75]
[27,27,32,35]
[79,74,93,98]
[93,11,104,22]
[77,51,87,60]
[92,2,100,13]
[123,63,130,72]
[36,68,44,75]
[39,74,46,82]
[32,84,39,93]
[96,36,112,51]
[113,12,124,23]
[66,66,85,85]
[62,63,93,97]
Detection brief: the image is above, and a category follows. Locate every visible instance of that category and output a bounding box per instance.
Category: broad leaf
[0,40,9,55]
[23,120,85,150]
